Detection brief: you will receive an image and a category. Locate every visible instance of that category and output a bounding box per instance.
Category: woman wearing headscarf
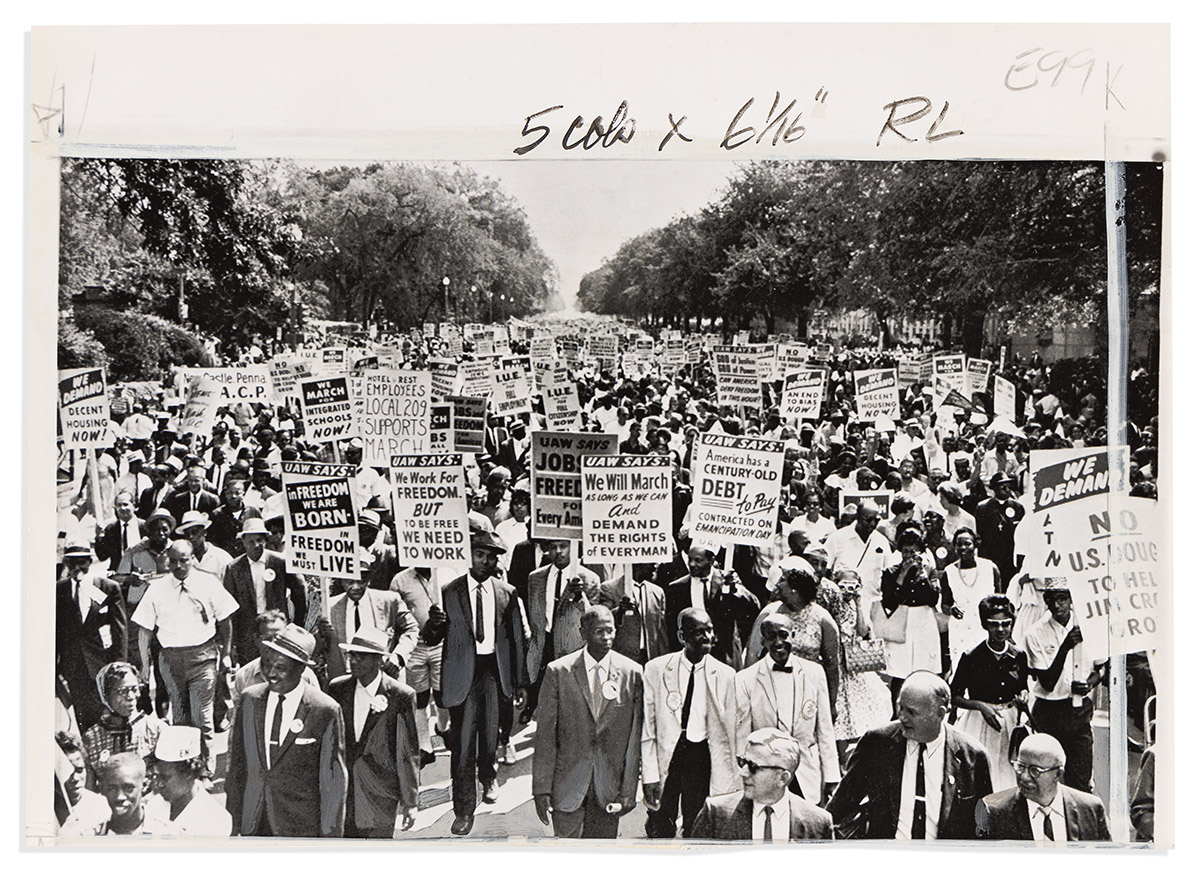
[80,662,162,790]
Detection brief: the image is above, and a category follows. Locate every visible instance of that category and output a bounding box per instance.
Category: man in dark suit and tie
[597,562,668,665]
[424,529,528,836]
[322,570,418,682]
[94,491,145,572]
[665,546,760,669]
[208,478,261,558]
[826,670,992,840]
[688,728,834,841]
[164,466,221,525]
[976,733,1111,841]
[226,624,347,837]
[223,518,308,665]
[56,543,128,732]
[327,627,420,838]
[533,605,643,838]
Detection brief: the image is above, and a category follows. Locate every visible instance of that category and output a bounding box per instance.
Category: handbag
[869,599,908,643]
[844,637,887,674]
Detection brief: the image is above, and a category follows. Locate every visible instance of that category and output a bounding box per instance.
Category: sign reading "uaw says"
[691,433,784,548]
[390,454,471,573]
[281,461,359,579]
[581,454,673,563]
[531,431,618,540]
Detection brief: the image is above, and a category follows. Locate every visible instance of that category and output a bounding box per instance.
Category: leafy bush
[58,317,110,370]
[74,309,213,381]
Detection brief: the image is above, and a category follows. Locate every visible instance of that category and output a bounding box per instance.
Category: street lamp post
[442,276,450,322]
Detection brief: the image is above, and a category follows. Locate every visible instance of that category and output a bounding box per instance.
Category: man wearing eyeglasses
[976,733,1111,841]
[688,728,833,841]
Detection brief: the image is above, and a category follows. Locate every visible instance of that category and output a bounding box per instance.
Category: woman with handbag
[879,527,942,702]
[831,569,892,767]
[949,595,1028,791]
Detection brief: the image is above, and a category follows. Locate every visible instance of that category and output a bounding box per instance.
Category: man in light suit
[736,614,839,805]
[826,670,992,840]
[56,543,128,732]
[597,562,668,665]
[976,733,1111,841]
[424,530,528,836]
[642,607,740,838]
[689,728,834,841]
[533,605,643,838]
[525,539,601,716]
[323,569,418,682]
[226,624,347,837]
[327,627,420,838]
[224,518,308,665]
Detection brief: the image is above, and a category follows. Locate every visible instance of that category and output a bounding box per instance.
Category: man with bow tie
[533,605,643,838]
[226,624,347,837]
[56,543,128,732]
[131,539,238,779]
[327,627,420,838]
[735,614,839,805]
[641,607,740,839]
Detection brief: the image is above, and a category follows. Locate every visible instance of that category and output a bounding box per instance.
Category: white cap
[154,725,201,762]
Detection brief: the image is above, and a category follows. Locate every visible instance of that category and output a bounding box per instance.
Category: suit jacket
[642,651,740,797]
[597,578,669,664]
[735,655,839,802]
[689,791,834,841]
[664,575,760,669]
[430,574,528,708]
[56,575,128,727]
[328,673,420,830]
[208,504,262,557]
[525,563,601,678]
[325,590,419,681]
[163,488,221,525]
[224,552,308,664]
[136,484,170,520]
[226,681,347,837]
[976,786,1112,841]
[533,649,643,812]
[95,518,146,571]
[826,722,992,840]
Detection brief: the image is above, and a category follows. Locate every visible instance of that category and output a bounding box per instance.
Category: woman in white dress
[879,527,942,700]
[942,528,1002,675]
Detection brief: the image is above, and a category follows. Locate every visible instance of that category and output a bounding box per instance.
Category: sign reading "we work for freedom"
[281,461,359,579]
[391,454,471,573]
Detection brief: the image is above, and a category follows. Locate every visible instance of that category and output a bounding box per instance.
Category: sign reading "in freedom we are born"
[282,461,359,579]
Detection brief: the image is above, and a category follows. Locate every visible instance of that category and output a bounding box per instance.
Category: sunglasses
[737,757,787,775]
[983,619,1014,628]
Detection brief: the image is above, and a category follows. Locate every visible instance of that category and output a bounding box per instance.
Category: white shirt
[263,681,305,769]
[345,594,376,642]
[249,555,268,613]
[767,656,797,729]
[753,793,791,842]
[784,513,835,544]
[467,576,496,654]
[1026,789,1068,842]
[689,573,714,612]
[584,648,612,708]
[825,525,892,602]
[193,543,233,579]
[114,516,143,554]
[353,672,383,740]
[896,725,946,840]
[130,569,238,648]
[1024,612,1093,701]
[679,654,708,742]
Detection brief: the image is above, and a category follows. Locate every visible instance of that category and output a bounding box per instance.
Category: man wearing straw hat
[176,510,233,579]
[328,626,420,837]
[148,724,232,836]
[226,623,347,838]
[224,517,307,666]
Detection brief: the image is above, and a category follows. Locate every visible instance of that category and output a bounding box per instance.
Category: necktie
[591,664,604,713]
[553,568,563,614]
[912,743,926,839]
[121,522,129,552]
[772,663,793,673]
[1042,807,1055,841]
[680,664,696,731]
[475,582,486,643]
[182,577,209,624]
[75,580,87,621]
[354,601,361,632]
[763,805,774,841]
[269,692,285,766]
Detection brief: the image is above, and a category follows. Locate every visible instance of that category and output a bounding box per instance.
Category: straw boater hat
[240,517,269,537]
[147,507,176,532]
[357,509,381,530]
[176,511,211,533]
[262,623,317,666]
[338,626,390,657]
[154,725,202,763]
[62,542,92,559]
[1042,577,1071,592]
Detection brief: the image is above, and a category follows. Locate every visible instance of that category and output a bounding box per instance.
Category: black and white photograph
[25,20,1172,852]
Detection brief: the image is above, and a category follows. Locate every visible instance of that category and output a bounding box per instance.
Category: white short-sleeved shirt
[131,569,239,648]
[1023,612,1095,701]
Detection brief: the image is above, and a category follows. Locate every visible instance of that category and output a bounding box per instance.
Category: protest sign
[428,403,453,452]
[390,454,471,573]
[840,489,893,517]
[531,431,618,540]
[994,376,1018,423]
[358,369,431,465]
[459,359,492,398]
[581,454,673,562]
[918,353,934,385]
[933,353,967,394]
[177,366,274,403]
[449,394,486,453]
[712,345,762,413]
[58,368,113,448]
[282,461,359,579]
[488,357,532,418]
[966,358,993,396]
[810,343,833,363]
[777,342,811,376]
[299,375,354,444]
[780,369,827,422]
[662,338,686,372]
[177,374,221,437]
[897,357,921,389]
[542,364,582,431]
[853,368,901,421]
[690,433,784,548]
[428,358,459,400]
[268,356,310,402]
[587,335,618,372]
